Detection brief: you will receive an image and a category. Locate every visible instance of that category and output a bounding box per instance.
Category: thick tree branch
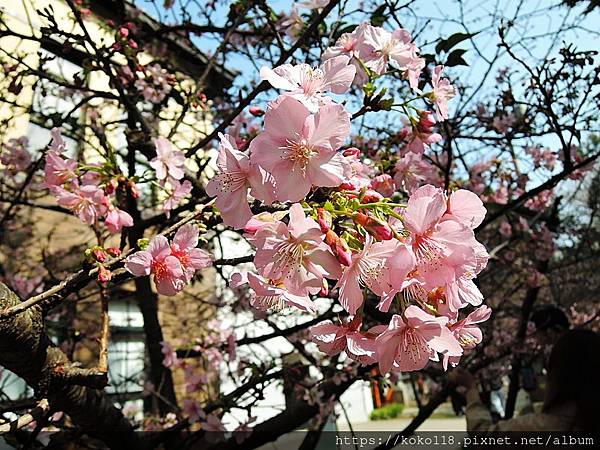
[0,282,140,449]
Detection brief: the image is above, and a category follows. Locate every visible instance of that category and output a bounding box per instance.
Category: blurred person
[516,305,570,415]
[449,329,600,432]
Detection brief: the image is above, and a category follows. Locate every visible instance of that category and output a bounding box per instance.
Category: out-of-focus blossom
[150,138,186,183]
[429,65,455,121]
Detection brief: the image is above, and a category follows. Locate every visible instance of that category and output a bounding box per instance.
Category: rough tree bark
[0,282,140,449]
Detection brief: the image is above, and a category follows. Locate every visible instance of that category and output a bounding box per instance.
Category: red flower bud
[249,106,264,117]
[106,247,121,257]
[338,182,356,191]
[119,27,130,38]
[417,110,437,129]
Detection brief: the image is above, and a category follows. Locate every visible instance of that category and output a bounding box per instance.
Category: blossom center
[152,260,169,282]
[358,256,384,286]
[283,138,316,174]
[273,240,305,274]
[401,328,427,364]
[301,68,325,96]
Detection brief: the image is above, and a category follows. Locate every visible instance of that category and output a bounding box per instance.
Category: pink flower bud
[128,39,138,49]
[353,212,393,241]
[316,208,332,233]
[92,248,108,262]
[128,180,140,199]
[119,27,129,38]
[97,266,111,283]
[325,230,352,266]
[319,279,329,297]
[343,147,361,157]
[104,178,118,195]
[361,190,384,203]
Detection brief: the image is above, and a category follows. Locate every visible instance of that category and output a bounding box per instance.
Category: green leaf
[435,32,477,54]
[445,48,469,67]
[379,98,395,111]
[370,4,387,26]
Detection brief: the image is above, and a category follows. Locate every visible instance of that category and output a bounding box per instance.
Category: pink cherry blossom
[298,0,328,9]
[231,272,316,312]
[402,185,488,312]
[394,152,439,193]
[243,211,288,238]
[430,65,455,121]
[260,55,356,112]
[44,129,77,188]
[322,22,373,86]
[206,133,275,229]
[252,203,341,296]
[370,174,396,197]
[105,208,134,233]
[310,317,380,364]
[278,5,304,40]
[446,189,486,229]
[449,305,492,349]
[335,236,415,315]
[169,223,213,283]
[249,97,351,202]
[1,137,31,175]
[375,305,462,373]
[160,341,181,368]
[444,305,492,369]
[125,235,185,296]
[150,138,186,182]
[361,25,424,88]
[340,147,373,190]
[163,179,192,218]
[54,184,108,225]
[404,111,442,155]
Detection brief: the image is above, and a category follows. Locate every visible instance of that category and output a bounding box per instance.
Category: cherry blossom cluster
[44,128,134,233]
[149,138,193,217]
[201,21,491,374]
[125,224,212,296]
[0,136,31,179]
